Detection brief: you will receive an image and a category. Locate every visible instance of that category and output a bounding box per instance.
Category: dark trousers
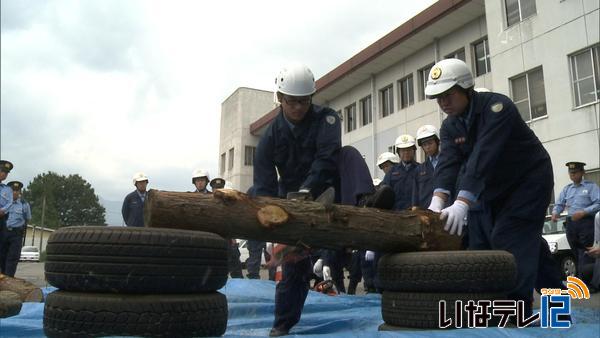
[227,241,243,279]
[272,146,374,331]
[246,240,265,279]
[0,223,24,277]
[467,167,556,317]
[273,257,312,331]
[359,249,377,291]
[347,250,362,293]
[320,248,346,293]
[565,216,595,280]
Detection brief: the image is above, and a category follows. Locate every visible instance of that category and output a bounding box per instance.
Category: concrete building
[221,0,600,199]
[218,87,276,192]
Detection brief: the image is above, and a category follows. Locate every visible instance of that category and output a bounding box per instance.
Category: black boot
[347,280,358,295]
[358,185,395,210]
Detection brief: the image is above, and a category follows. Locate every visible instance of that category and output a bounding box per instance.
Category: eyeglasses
[435,88,459,100]
[282,96,311,107]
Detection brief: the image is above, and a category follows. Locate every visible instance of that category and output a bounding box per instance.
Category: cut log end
[257,205,289,228]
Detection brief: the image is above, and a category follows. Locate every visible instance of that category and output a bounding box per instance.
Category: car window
[543,217,567,234]
[22,246,39,252]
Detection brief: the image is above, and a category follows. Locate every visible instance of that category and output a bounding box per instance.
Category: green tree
[22,172,106,228]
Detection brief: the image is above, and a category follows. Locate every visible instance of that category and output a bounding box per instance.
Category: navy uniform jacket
[434,91,552,220]
[412,158,435,208]
[121,191,145,227]
[382,161,419,210]
[253,105,341,198]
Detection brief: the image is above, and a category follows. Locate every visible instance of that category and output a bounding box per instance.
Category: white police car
[542,214,576,279]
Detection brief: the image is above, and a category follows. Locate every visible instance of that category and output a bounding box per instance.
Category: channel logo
[565,276,590,300]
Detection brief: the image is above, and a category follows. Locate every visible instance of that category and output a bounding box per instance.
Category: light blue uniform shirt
[6,199,32,229]
[0,183,13,213]
[552,179,600,216]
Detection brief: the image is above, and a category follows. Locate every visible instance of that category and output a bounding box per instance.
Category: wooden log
[0,273,43,303]
[144,189,462,253]
[0,291,22,318]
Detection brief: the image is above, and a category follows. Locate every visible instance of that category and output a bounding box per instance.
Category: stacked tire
[43,226,229,337]
[377,250,517,329]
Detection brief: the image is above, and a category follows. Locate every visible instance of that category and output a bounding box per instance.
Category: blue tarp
[0,279,598,337]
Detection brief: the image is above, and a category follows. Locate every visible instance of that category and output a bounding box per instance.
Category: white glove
[428,195,445,213]
[365,250,375,262]
[322,266,332,281]
[299,188,310,193]
[440,200,469,236]
[313,258,324,277]
[265,242,273,255]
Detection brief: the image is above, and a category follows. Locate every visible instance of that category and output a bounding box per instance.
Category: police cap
[566,161,585,173]
[0,160,13,173]
[7,181,23,191]
[210,178,226,189]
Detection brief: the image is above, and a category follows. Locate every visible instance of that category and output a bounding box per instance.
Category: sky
[1,0,437,205]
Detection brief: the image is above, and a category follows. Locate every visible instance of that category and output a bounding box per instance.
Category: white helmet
[376,152,400,167]
[372,178,382,186]
[132,172,148,186]
[416,125,439,146]
[192,169,209,184]
[424,58,474,98]
[275,63,316,96]
[475,87,491,92]
[395,134,416,149]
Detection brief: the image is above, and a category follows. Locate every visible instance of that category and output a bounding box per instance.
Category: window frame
[220,153,226,174]
[505,0,537,28]
[379,85,394,117]
[359,95,372,127]
[569,45,600,108]
[244,146,256,166]
[398,74,414,109]
[444,47,466,62]
[228,147,234,170]
[418,63,434,101]
[344,102,357,132]
[472,38,491,77]
[510,66,547,122]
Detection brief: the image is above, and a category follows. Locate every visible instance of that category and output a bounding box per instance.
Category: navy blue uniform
[434,91,556,317]
[382,161,419,211]
[412,158,435,208]
[121,191,145,227]
[254,104,373,333]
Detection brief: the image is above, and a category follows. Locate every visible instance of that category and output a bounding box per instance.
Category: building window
[359,95,372,126]
[388,145,395,153]
[505,0,536,27]
[220,153,226,174]
[228,148,234,170]
[473,38,491,76]
[398,75,414,109]
[570,45,600,107]
[380,85,394,117]
[345,103,357,132]
[445,48,466,62]
[418,64,434,101]
[244,146,256,166]
[511,67,547,121]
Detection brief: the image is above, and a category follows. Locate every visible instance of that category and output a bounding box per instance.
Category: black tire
[381,291,504,329]
[44,290,227,338]
[45,226,228,293]
[559,254,577,279]
[377,250,516,292]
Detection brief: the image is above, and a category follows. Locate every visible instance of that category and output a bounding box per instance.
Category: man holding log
[424,58,559,318]
[253,63,387,336]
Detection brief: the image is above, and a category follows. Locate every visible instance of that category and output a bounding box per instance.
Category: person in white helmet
[376,152,399,176]
[425,58,561,318]
[381,134,420,211]
[191,169,210,193]
[254,63,379,337]
[121,172,148,227]
[412,125,442,209]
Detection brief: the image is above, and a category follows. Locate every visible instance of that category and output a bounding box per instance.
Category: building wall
[219,88,275,192]
[328,16,490,176]
[23,225,54,253]
[485,0,600,194]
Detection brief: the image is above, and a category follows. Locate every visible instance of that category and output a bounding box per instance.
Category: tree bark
[0,273,43,302]
[144,189,462,253]
[0,291,22,318]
